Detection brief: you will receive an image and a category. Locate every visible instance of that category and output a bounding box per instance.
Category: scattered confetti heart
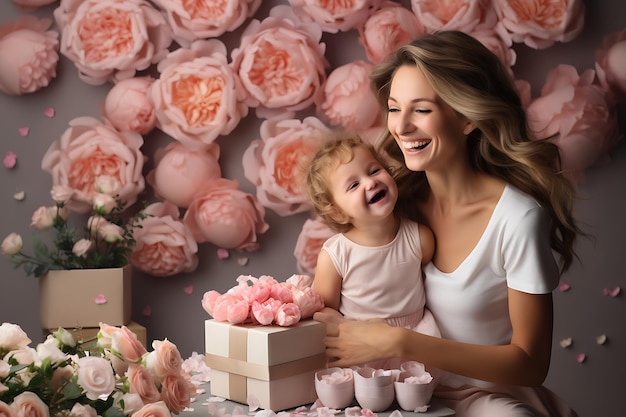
[237,257,249,266]
[94,294,107,305]
[142,305,152,317]
[602,286,621,297]
[559,338,572,348]
[217,248,229,259]
[13,191,25,201]
[183,285,193,295]
[596,334,607,345]
[43,107,55,118]
[576,353,586,363]
[18,127,29,137]
[4,151,17,168]
[558,281,571,292]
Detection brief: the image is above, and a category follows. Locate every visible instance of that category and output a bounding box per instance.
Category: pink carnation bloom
[102,76,157,135]
[231,5,329,116]
[0,15,59,96]
[288,0,383,33]
[41,116,145,213]
[492,0,585,49]
[595,28,626,103]
[526,65,621,184]
[146,142,221,209]
[410,0,492,33]
[293,217,335,276]
[130,202,199,277]
[319,61,381,131]
[53,0,173,85]
[242,114,333,217]
[151,0,261,47]
[359,2,426,64]
[183,178,269,252]
[150,39,248,150]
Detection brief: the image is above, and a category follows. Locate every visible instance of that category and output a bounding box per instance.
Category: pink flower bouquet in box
[201,274,324,326]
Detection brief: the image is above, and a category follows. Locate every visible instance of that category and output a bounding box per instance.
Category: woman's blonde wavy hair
[371,30,581,272]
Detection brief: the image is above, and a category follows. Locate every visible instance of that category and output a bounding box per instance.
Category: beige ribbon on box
[205,325,326,403]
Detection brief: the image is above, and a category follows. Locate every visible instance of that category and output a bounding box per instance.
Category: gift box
[43,321,147,348]
[205,319,327,411]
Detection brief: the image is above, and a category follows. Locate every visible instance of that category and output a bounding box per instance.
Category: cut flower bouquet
[1,180,144,277]
[0,322,194,417]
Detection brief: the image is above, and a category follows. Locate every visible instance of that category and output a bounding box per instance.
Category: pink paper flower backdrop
[2,0,624,277]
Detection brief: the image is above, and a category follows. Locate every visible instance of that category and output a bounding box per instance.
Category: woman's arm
[315,289,553,387]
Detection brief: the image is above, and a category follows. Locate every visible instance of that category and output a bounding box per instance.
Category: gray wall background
[0,1,624,417]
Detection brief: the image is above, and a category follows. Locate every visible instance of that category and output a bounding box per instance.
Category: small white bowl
[353,367,395,412]
[394,370,435,411]
[314,368,355,409]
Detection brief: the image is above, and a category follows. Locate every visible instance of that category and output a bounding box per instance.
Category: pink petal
[596,334,607,345]
[576,353,586,363]
[44,107,55,118]
[603,286,621,296]
[4,151,17,168]
[246,394,259,411]
[558,281,571,292]
[13,191,25,201]
[559,338,572,348]
[237,257,249,266]
[94,294,107,305]
[142,305,152,316]
[184,285,194,294]
[217,248,230,259]
[18,127,29,137]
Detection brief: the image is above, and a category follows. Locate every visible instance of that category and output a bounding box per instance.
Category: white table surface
[185,383,455,416]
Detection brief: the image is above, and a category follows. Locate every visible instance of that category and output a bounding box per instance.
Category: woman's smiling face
[386,65,473,173]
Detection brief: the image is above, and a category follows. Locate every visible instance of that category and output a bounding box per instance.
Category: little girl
[306,136,440,370]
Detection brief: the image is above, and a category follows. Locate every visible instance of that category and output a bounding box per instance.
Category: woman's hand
[313,312,398,368]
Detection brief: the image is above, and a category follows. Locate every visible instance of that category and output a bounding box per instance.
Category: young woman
[314,31,581,417]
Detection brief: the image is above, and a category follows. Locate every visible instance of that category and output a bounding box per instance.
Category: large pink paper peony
[183,178,269,252]
[150,39,248,149]
[492,0,585,49]
[319,61,380,131]
[526,65,621,184]
[288,0,383,33]
[130,201,199,277]
[231,5,329,116]
[102,76,157,135]
[242,114,333,217]
[0,16,59,96]
[595,28,626,102]
[53,0,173,85]
[146,141,222,208]
[41,116,145,213]
[359,2,426,64]
[410,0,492,33]
[293,217,335,276]
[151,0,261,47]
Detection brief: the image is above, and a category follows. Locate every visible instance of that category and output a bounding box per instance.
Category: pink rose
[526,65,621,184]
[131,401,171,417]
[159,373,192,414]
[30,206,69,230]
[102,76,157,135]
[492,0,585,49]
[146,339,183,379]
[146,142,221,208]
[0,15,59,95]
[150,39,248,150]
[231,5,328,115]
[127,364,161,405]
[111,325,148,364]
[53,0,173,85]
[92,193,117,214]
[10,392,48,417]
[595,28,626,102]
[72,239,93,257]
[41,116,145,213]
[94,175,122,196]
[76,356,116,400]
[2,233,23,256]
[292,286,325,319]
[288,0,382,33]
[274,302,301,327]
[0,400,15,417]
[68,404,97,417]
[319,61,381,131]
[243,114,333,216]
[10,0,56,10]
[0,323,31,351]
[293,217,335,275]
[359,2,426,64]
[151,0,261,47]
[251,299,281,325]
[50,185,75,203]
[410,0,491,33]
[4,347,37,365]
[183,178,269,251]
[130,202,199,277]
